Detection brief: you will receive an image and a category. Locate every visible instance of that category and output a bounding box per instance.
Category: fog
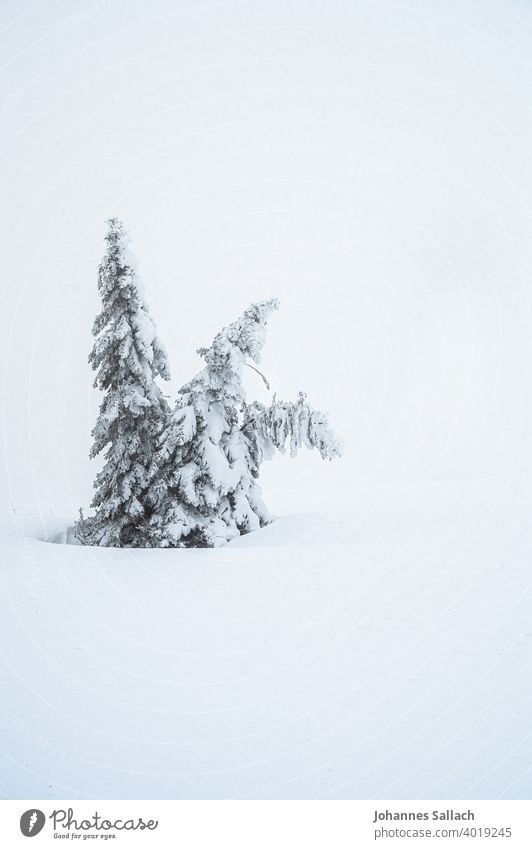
[2,0,532,515]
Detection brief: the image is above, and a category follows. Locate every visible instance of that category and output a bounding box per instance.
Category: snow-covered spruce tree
[148,299,278,547]
[76,219,170,547]
[150,300,341,548]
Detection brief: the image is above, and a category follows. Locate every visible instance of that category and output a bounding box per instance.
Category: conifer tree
[151,300,341,548]
[76,219,170,547]
[149,299,279,547]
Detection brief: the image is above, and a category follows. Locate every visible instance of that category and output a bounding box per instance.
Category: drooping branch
[245,362,270,390]
[242,392,343,464]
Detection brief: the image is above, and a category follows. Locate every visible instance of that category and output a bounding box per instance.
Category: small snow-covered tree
[76,219,170,547]
[151,300,341,548]
[149,299,279,547]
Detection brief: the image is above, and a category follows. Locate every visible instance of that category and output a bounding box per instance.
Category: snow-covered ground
[1,478,530,799]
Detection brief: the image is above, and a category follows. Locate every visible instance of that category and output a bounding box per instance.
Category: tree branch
[245,362,270,390]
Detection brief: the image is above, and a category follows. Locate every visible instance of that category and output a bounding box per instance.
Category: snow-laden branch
[243,392,343,463]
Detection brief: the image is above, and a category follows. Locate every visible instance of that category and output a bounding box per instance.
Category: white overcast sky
[2,0,532,514]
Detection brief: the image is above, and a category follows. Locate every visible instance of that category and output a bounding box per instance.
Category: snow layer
[0,479,530,800]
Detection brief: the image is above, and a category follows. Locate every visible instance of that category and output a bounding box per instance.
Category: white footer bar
[1,800,531,848]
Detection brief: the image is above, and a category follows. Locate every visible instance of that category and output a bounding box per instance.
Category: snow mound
[49,524,82,546]
[228,514,344,547]
[9,513,81,545]
[28,514,343,549]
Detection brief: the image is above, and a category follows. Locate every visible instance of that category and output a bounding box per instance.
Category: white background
[2,0,532,512]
